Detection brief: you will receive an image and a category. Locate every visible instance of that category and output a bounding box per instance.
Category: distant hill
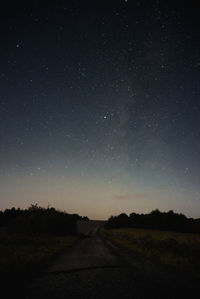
[77,220,105,235]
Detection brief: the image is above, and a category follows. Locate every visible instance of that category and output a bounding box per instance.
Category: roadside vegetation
[0,234,77,277]
[0,204,88,279]
[103,227,200,276]
[104,210,200,276]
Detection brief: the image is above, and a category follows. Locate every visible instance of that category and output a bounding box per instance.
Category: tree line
[106,209,200,233]
[0,204,89,235]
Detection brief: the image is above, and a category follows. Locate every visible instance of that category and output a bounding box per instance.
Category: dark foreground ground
[4,229,199,299]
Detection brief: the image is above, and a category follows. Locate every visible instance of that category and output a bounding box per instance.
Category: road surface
[24,230,198,299]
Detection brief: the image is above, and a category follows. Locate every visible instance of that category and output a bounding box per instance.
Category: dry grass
[0,234,77,276]
[103,228,200,274]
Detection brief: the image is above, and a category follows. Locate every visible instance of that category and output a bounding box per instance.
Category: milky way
[0,1,200,219]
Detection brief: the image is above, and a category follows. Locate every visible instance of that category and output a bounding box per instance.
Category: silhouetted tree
[106,209,200,233]
[0,205,89,235]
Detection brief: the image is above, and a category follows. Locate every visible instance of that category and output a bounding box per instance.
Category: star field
[0,1,200,219]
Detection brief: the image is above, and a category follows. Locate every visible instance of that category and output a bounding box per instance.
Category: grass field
[103,228,200,275]
[0,234,78,277]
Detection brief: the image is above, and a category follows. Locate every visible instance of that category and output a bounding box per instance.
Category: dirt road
[24,231,198,299]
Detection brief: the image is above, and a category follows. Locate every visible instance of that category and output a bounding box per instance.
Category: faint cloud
[115,193,147,200]
[115,194,130,200]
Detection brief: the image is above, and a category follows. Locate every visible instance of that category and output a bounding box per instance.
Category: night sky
[1,0,200,219]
